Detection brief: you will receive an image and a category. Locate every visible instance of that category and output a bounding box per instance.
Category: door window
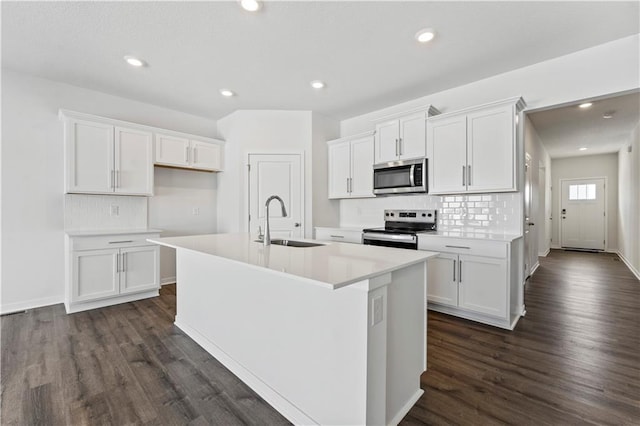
[568,183,596,201]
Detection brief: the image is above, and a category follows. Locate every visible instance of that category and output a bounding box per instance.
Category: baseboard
[388,389,424,426]
[538,248,550,257]
[0,295,64,315]
[529,261,540,276]
[161,276,177,286]
[617,252,640,280]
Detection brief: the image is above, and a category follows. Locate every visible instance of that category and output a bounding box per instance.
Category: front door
[248,153,303,239]
[560,178,606,250]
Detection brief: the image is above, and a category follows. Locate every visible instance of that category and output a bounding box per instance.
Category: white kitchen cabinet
[427,97,526,194]
[65,231,160,313]
[421,235,523,329]
[63,115,153,196]
[155,133,224,171]
[328,132,374,199]
[374,107,439,164]
[315,227,362,244]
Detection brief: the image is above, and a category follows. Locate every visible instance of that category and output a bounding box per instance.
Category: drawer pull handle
[329,235,345,238]
[109,240,133,244]
[445,245,470,249]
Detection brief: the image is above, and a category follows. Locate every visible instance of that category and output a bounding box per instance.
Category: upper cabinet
[64,117,153,196]
[328,132,375,199]
[155,134,224,171]
[374,106,440,164]
[60,110,225,196]
[427,97,526,195]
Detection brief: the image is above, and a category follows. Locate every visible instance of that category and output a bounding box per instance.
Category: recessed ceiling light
[124,55,146,67]
[239,0,261,12]
[579,147,588,151]
[578,102,593,109]
[310,80,325,89]
[220,89,235,97]
[415,28,436,43]
[603,111,614,119]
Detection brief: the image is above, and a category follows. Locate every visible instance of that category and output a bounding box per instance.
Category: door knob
[294,223,301,227]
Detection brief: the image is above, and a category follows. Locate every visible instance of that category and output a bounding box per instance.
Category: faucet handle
[257,225,264,240]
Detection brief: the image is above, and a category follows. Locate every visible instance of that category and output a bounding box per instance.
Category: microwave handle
[409,165,415,187]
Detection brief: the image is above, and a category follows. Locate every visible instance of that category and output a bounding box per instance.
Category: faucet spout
[264,195,287,246]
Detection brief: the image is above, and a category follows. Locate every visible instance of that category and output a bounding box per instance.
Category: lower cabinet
[66,232,160,313]
[420,235,522,329]
[314,227,362,244]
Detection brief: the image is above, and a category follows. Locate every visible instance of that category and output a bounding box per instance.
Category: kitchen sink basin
[255,239,324,248]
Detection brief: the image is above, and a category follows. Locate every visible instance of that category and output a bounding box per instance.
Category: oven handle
[362,233,417,243]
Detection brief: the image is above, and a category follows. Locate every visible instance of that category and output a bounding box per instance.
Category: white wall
[311,112,341,228]
[1,70,219,312]
[550,154,619,251]
[617,121,640,277]
[216,110,340,238]
[523,116,552,258]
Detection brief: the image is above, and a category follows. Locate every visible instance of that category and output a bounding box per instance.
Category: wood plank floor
[1,249,638,425]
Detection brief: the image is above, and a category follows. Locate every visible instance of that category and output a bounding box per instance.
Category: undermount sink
[255,239,324,248]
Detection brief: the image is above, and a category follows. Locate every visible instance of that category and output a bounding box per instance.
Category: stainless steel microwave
[373,158,427,195]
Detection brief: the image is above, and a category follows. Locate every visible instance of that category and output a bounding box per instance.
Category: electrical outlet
[110,205,119,216]
[372,295,383,326]
[192,207,200,216]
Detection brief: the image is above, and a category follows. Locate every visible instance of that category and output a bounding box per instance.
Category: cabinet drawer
[315,228,362,244]
[418,236,507,258]
[70,233,160,250]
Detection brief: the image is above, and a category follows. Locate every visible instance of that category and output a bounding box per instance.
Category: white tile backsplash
[65,194,148,230]
[340,192,522,234]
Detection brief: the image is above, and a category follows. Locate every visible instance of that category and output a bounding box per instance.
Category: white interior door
[561,178,606,250]
[523,153,535,276]
[249,154,303,239]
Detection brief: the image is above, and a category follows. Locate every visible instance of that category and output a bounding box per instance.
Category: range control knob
[428,213,433,217]
[422,213,426,217]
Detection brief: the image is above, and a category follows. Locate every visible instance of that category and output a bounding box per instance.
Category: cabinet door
[72,249,119,302]
[458,255,507,318]
[155,133,190,167]
[120,246,159,295]
[114,127,153,195]
[66,119,114,194]
[399,112,426,160]
[467,105,515,192]
[328,141,351,199]
[349,136,374,198]
[191,140,222,171]
[374,120,400,163]
[427,253,459,307]
[427,115,467,194]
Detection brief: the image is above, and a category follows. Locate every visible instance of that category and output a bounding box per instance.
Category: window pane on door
[569,183,597,201]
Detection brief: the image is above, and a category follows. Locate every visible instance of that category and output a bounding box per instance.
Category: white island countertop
[149,233,438,290]
[422,230,522,242]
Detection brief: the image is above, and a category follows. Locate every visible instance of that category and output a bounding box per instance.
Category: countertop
[149,233,438,289]
[66,228,162,237]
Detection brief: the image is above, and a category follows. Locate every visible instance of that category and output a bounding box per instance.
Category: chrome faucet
[264,195,288,246]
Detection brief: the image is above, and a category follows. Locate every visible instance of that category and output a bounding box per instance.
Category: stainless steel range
[362,209,437,250]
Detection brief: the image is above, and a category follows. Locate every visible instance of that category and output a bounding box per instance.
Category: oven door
[362,232,418,250]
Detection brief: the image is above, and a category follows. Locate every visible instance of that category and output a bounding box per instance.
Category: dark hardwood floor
[2,249,638,425]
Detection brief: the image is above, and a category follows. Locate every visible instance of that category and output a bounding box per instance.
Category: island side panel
[386,261,428,425]
[174,249,372,425]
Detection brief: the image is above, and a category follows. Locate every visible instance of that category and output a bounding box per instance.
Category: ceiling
[2,1,639,121]
[528,91,640,158]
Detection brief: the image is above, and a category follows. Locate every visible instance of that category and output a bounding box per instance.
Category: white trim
[161,276,176,286]
[371,104,440,122]
[65,290,159,314]
[558,176,608,251]
[617,252,640,280]
[174,318,318,425]
[529,261,540,276]
[0,296,63,315]
[326,130,375,146]
[538,248,550,257]
[388,389,424,426]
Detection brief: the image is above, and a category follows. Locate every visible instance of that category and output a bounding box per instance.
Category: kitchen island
[149,233,437,425]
